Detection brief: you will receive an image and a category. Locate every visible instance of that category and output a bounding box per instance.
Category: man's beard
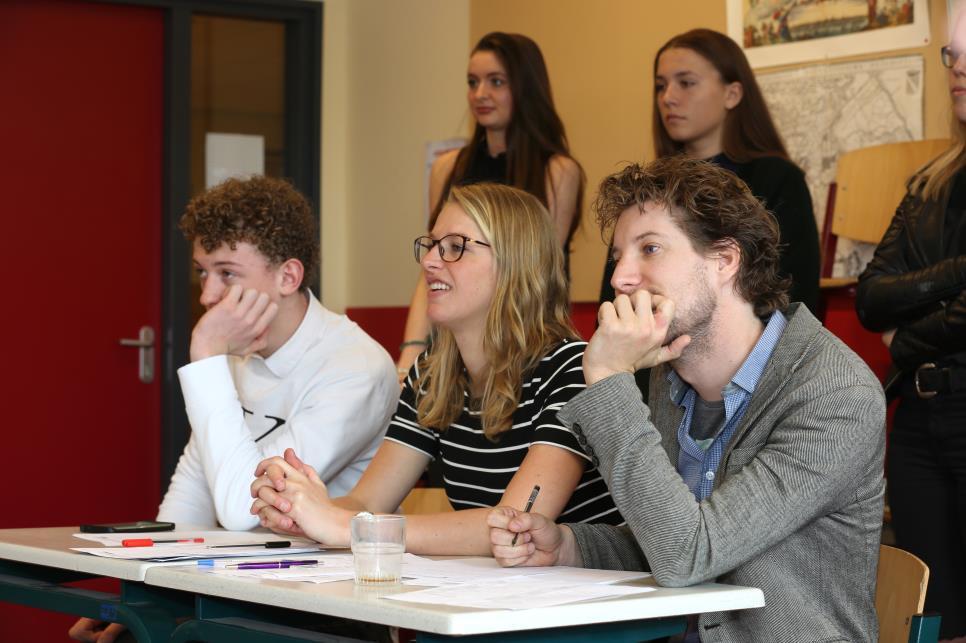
[665,267,717,358]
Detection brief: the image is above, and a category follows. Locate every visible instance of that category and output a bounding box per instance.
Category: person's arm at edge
[396,150,459,377]
[545,154,582,249]
[857,193,966,330]
[887,288,966,369]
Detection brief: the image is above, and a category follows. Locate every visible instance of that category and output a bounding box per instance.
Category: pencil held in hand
[511,485,541,546]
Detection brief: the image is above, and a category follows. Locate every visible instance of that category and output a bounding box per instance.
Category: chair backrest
[398,487,453,514]
[832,139,950,244]
[875,544,929,643]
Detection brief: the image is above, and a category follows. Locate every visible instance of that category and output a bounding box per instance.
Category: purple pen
[227,559,319,570]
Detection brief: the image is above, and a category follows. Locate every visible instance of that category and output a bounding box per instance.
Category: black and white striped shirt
[386,340,623,525]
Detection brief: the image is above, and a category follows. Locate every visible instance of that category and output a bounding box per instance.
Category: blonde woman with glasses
[250,183,621,555]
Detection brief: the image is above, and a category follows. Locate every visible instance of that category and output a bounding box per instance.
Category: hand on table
[251,448,352,545]
[487,506,579,568]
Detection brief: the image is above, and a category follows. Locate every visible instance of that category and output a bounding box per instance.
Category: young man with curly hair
[70,175,398,643]
[488,157,886,642]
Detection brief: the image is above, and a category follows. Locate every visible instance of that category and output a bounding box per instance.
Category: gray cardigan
[559,304,885,643]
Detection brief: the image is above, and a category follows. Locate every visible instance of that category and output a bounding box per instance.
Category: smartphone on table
[78,521,175,533]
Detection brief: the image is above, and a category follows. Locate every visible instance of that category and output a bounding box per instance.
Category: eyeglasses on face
[413,234,491,263]
[942,45,961,68]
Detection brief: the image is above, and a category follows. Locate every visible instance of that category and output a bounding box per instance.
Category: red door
[0,1,164,639]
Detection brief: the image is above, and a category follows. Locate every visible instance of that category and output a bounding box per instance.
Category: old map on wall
[758,55,924,277]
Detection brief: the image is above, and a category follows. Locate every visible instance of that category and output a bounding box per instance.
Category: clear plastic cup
[350,513,406,585]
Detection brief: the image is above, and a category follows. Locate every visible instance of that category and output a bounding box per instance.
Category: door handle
[119,326,155,383]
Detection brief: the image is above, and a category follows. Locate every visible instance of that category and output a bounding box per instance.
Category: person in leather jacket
[855,24,966,641]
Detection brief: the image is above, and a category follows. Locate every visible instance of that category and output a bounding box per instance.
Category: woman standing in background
[599,28,820,314]
[397,31,585,380]
[856,29,966,642]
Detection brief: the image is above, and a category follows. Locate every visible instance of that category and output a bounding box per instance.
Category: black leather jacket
[855,189,966,371]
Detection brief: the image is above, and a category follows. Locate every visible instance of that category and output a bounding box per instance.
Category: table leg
[170,594,350,643]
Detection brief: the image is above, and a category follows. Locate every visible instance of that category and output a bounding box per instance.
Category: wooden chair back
[875,544,930,643]
[398,487,453,514]
[832,139,950,244]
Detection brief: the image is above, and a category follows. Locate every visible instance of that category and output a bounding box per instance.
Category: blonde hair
[909,115,966,201]
[416,183,577,440]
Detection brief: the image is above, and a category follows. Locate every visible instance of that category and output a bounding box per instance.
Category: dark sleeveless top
[452,144,572,278]
[457,144,507,186]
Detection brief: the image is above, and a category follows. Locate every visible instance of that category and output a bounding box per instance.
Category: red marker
[121,537,204,547]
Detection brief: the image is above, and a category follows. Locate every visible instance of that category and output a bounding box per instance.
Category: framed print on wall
[727,0,930,68]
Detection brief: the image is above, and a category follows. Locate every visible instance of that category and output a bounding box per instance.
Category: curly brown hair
[179,175,319,289]
[594,156,789,317]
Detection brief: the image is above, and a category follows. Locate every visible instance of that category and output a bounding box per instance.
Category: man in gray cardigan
[488,157,886,642]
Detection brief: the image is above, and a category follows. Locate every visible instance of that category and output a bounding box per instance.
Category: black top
[457,143,507,186]
[857,168,966,371]
[452,143,573,278]
[946,169,966,258]
[856,168,966,425]
[599,154,821,314]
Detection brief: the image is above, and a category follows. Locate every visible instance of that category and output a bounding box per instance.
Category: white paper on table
[513,566,652,584]
[400,556,651,585]
[210,565,355,584]
[71,543,322,562]
[71,531,293,547]
[386,578,654,610]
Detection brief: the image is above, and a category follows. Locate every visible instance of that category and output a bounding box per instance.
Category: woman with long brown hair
[599,28,819,314]
[251,184,620,554]
[396,32,585,380]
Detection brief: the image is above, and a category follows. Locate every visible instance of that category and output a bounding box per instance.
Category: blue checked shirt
[670,311,787,501]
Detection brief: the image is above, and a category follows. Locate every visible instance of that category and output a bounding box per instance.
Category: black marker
[207,540,291,549]
[511,485,541,546]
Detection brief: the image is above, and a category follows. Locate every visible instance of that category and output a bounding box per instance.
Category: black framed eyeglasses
[414,234,491,263]
[942,45,959,68]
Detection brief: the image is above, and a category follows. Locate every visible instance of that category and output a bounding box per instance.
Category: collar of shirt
[668,310,788,406]
[260,290,323,379]
[668,310,788,499]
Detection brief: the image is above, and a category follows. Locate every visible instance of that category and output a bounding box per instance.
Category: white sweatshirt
[158,292,399,530]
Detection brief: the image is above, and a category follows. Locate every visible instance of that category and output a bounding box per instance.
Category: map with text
[758,55,924,276]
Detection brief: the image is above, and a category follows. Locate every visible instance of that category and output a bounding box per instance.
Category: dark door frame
[100,0,322,493]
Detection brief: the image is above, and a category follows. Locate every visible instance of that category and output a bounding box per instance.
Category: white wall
[320,0,470,312]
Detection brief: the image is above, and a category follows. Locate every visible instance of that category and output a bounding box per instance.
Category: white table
[0,527,765,642]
